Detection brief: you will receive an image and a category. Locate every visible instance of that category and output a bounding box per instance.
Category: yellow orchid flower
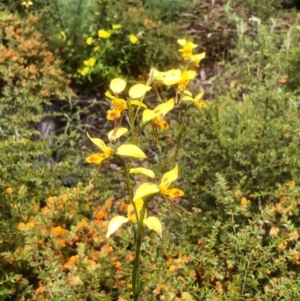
[106,108,122,121]
[158,164,184,198]
[105,79,148,121]
[191,52,206,67]
[106,199,162,238]
[105,92,127,121]
[85,132,146,165]
[177,70,197,92]
[177,39,198,60]
[133,165,184,201]
[152,69,196,91]
[142,98,174,130]
[106,92,127,110]
[182,90,206,109]
[22,1,33,8]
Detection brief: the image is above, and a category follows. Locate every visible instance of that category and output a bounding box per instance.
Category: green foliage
[231,0,282,19]
[178,176,300,300]
[34,0,195,91]
[178,17,300,209]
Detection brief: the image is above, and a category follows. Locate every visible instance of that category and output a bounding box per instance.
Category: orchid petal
[129,84,152,99]
[85,153,109,165]
[127,199,145,222]
[182,95,194,102]
[144,216,162,238]
[129,100,148,108]
[110,78,126,94]
[177,39,187,46]
[116,144,146,158]
[191,52,206,63]
[107,109,122,120]
[194,101,207,109]
[133,183,159,201]
[112,98,127,110]
[161,69,182,86]
[142,109,157,123]
[183,90,192,96]
[153,98,174,117]
[153,119,169,130]
[187,70,197,80]
[160,165,178,190]
[106,216,129,238]
[130,168,155,178]
[107,127,128,141]
[87,132,112,154]
[194,92,204,102]
[165,188,184,198]
[105,91,117,100]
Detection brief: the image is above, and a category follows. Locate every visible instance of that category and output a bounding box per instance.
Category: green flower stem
[132,201,147,301]
[127,102,137,144]
[174,106,189,161]
[123,158,144,300]
[123,159,134,200]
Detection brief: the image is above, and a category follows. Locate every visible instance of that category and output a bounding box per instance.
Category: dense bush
[27,0,196,92]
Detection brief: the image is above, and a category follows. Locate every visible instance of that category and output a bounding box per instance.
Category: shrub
[34,0,196,91]
[175,15,300,211]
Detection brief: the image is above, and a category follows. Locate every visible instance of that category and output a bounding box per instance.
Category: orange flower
[105,199,112,208]
[269,227,279,237]
[26,220,35,229]
[17,222,25,231]
[50,226,66,236]
[78,218,88,228]
[58,239,66,247]
[102,244,113,253]
[241,197,248,207]
[34,283,43,296]
[68,275,82,286]
[96,209,107,220]
[69,255,79,263]
[289,231,299,241]
[47,197,55,207]
[235,190,243,196]
[153,283,165,295]
[126,253,134,262]
[278,77,287,84]
[6,187,13,194]
[278,241,287,250]
[87,259,96,266]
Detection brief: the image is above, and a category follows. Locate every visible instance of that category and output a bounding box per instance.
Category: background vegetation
[1,0,300,300]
